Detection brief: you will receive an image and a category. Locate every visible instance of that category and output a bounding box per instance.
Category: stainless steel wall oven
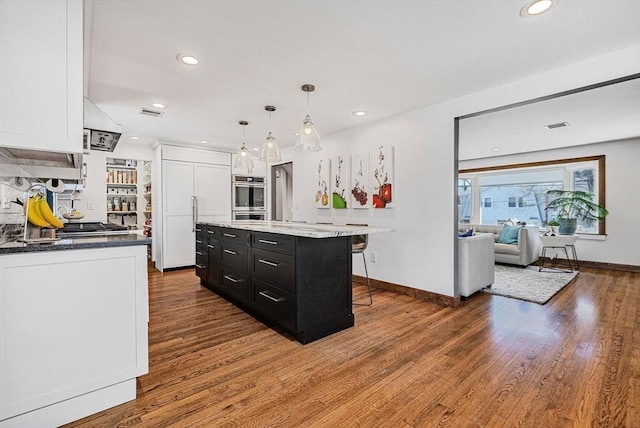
[232,175,266,213]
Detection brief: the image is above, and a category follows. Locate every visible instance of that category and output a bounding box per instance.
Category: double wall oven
[232,175,266,220]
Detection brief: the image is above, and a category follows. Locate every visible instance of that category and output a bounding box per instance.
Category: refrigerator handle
[192,196,198,232]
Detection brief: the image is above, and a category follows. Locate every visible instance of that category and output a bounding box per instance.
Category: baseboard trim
[537,258,640,273]
[352,275,460,307]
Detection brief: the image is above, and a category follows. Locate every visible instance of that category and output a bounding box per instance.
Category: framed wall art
[331,155,348,209]
[372,145,394,208]
[315,158,330,208]
[350,152,369,209]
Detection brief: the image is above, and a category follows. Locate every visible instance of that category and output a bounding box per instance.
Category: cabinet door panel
[0,0,83,153]
[164,215,195,269]
[195,164,231,221]
[164,161,194,216]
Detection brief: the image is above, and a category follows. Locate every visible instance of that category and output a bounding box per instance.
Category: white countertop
[201,220,394,238]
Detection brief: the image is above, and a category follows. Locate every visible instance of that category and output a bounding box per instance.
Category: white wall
[460,138,640,266]
[287,45,640,297]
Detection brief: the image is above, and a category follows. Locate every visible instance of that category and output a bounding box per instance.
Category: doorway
[271,162,293,221]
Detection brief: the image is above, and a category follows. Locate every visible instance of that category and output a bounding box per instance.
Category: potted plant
[546,219,560,236]
[545,190,608,235]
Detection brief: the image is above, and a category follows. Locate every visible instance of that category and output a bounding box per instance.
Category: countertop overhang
[0,234,151,254]
[200,220,393,238]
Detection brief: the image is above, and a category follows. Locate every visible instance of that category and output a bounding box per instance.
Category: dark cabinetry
[195,223,354,343]
[195,225,221,290]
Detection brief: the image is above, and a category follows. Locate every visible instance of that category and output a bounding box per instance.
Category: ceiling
[459,76,640,160]
[85,0,640,154]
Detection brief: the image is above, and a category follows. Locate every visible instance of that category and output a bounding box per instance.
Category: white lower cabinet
[158,146,231,270]
[0,245,149,427]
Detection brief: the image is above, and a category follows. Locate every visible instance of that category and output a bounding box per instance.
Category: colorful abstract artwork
[372,145,394,208]
[315,158,330,208]
[331,155,348,209]
[350,152,369,209]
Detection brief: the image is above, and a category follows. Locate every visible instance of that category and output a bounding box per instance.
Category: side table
[538,235,579,272]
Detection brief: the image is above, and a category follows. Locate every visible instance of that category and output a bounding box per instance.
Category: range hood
[84,97,123,152]
[0,147,84,184]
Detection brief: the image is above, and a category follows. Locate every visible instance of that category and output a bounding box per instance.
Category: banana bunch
[25,194,64,229]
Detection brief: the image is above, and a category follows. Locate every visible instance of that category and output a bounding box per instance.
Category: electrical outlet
[87,201,95,210]
[370,252,377,263]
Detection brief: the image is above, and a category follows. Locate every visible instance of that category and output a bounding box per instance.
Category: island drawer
[205,226,221,239]
[252,232,295,255]
[251,248,295,293]
[253,279,296,332]
[206,238,221,287]
[221,228,250,245]
[221,242,249,271]
[220,266,250,303]
[195,252,207,279]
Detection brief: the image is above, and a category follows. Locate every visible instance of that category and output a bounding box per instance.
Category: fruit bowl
[63,210,85,220]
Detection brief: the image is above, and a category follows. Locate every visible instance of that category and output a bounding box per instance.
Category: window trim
[460,155,606,235]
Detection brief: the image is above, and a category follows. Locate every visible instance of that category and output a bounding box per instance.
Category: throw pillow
[497,224,521,245]
[458,228,474,238]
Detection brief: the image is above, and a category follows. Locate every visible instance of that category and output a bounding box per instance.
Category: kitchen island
[0,234,150,427]
[195,221,391,344]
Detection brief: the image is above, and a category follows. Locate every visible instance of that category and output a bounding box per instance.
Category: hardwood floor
[64,267,639,427]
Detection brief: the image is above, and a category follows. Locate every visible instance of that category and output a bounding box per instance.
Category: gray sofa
[459,224,540,267]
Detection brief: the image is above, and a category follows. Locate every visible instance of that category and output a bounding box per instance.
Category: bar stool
[347,223,372,306]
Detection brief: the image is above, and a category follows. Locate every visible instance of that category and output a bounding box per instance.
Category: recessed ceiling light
[352,111,367,117]
[130,136,140,140]
[253,148,260,151]
[199,140,209,144]
[492,147,502,152]
[151,103,166,109]
[520,0,556,17]
[177,54,199,65]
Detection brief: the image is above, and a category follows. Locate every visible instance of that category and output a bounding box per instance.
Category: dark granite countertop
[0,234,151,255]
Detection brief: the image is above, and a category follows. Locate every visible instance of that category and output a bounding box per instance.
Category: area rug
[482,264,578,304]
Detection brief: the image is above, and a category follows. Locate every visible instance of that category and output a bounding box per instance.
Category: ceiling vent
[544,121,569,130]
[139,108,164,117]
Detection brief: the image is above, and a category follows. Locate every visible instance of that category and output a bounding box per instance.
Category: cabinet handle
[207,230,215,234]
[207,244,215,249]
[195,228,202,232]
[224,249,237,255]
[258,239,279,245]
[259,290,284,303]
[224,233,237,238]
[196,251,203,256]
[195,240,203,244]
[195,264,205,269]
[258,259,279,267]
[191,196,197,232]
[223,275,240,283]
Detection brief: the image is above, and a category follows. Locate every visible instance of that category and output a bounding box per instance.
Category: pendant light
[259,105,282,162]
[234,120,254,173]
[295,84,322,152]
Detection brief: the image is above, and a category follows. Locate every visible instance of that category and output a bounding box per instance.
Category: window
[460,155,605,234]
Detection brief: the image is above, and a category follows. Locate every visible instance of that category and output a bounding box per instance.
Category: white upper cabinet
[0,0,83,153]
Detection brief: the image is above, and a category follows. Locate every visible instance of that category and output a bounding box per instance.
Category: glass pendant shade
[234,142,254,173]
[295,114,322,152]
[235,121,253,173]
[259,131,282,162]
